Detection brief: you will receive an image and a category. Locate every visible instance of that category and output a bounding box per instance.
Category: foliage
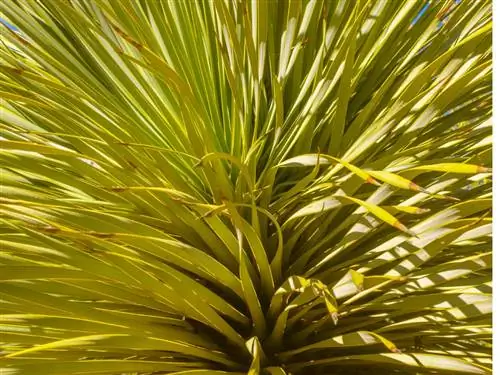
[0,0,492,374]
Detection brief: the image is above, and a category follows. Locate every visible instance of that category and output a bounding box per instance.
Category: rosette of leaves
[0,0,492,374]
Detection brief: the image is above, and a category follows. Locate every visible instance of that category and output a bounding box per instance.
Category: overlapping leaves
[0,0,492,374]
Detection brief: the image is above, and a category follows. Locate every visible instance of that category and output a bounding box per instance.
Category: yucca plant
[0,0,492,374]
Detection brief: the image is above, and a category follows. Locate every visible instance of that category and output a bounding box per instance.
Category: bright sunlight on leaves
[0,0,492,374]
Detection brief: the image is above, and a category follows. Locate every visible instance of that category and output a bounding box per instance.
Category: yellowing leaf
[349,269,365,292]
[382,205,431,214]
[366,170,428,192]
[408,163,492,174]
[279,154,380,185]
[339,196,417,237]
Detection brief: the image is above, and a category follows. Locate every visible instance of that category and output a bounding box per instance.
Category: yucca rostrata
[0,0,492,374]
